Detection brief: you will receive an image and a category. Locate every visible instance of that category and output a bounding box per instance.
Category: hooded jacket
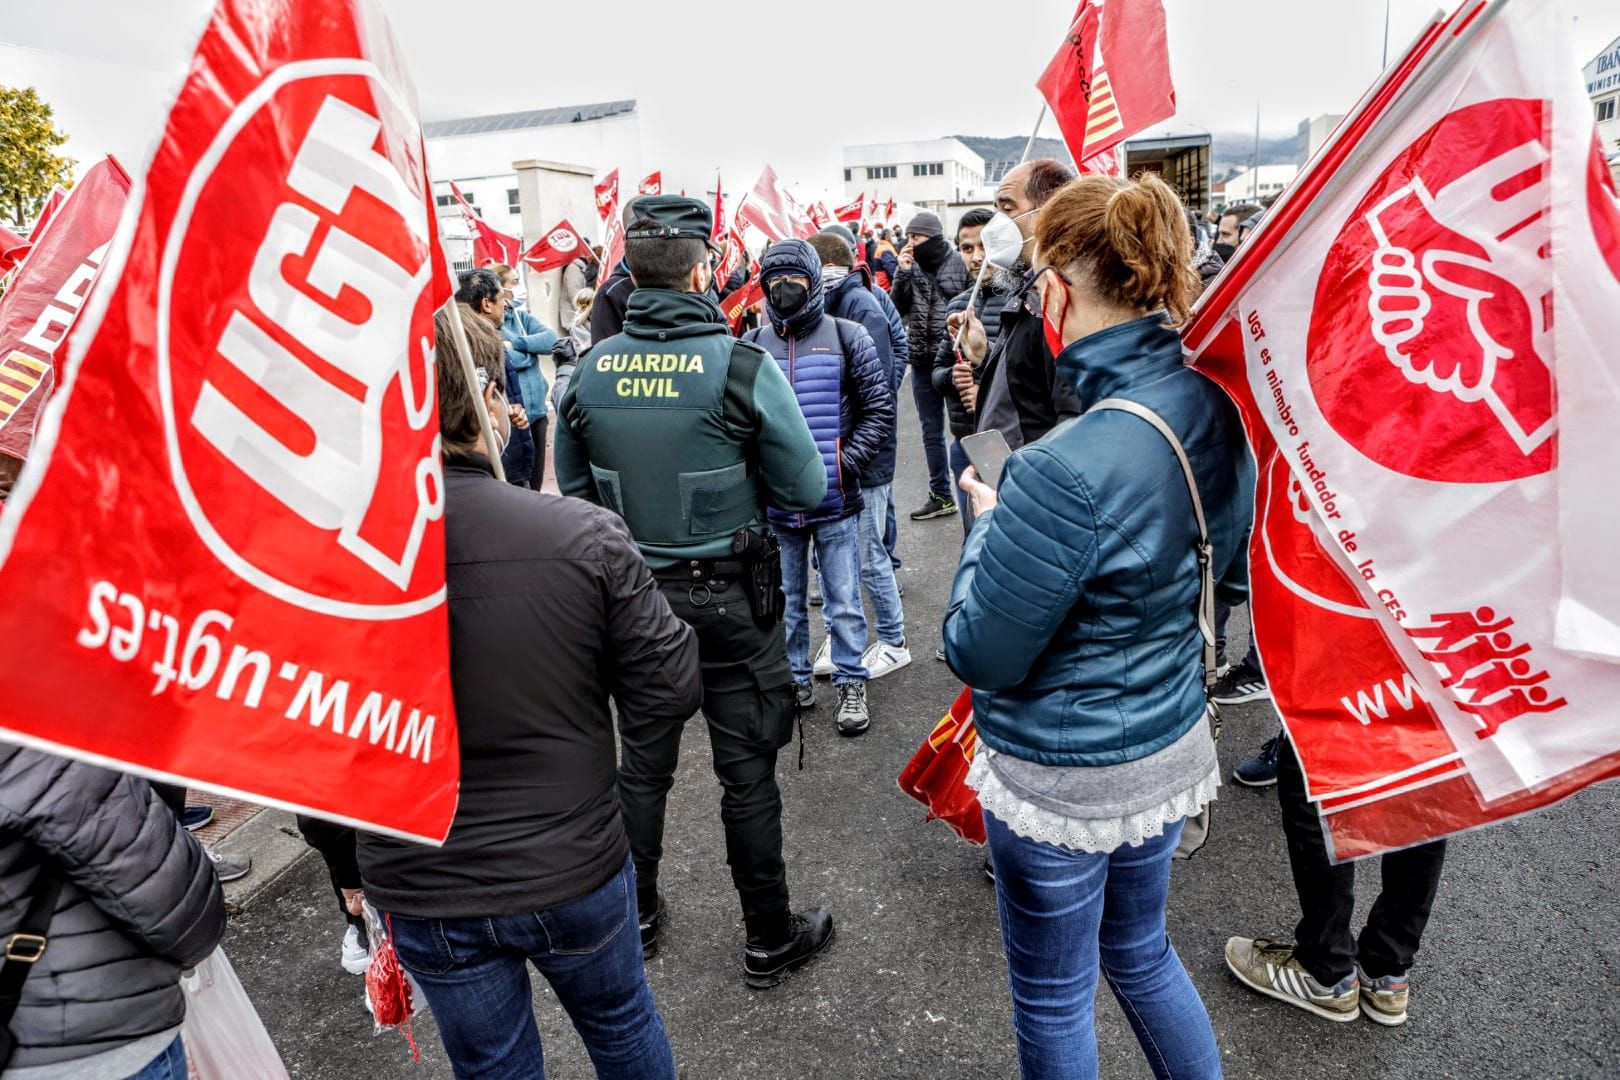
[944,315,1255,767]
[825,265,905,487]
[890,249,970,371]
[745,240,895,529]
[0,747,226,1072]
[502,304,558,419]
[589,261,635,343]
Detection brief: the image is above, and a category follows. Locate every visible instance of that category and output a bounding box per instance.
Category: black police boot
[639,890,667,960]
[743,907,834,989]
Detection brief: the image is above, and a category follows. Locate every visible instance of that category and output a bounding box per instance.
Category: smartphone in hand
[961,429,1013,490]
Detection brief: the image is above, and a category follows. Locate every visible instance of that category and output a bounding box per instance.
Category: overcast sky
[3,0,1616,202]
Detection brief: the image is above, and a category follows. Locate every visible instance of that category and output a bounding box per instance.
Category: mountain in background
[954,128,1310,185]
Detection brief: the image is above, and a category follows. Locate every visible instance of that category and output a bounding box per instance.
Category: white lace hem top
[967,716,1220,855]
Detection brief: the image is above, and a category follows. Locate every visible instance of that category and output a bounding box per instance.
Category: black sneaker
[909,494,958,521]
[744,908,835,989]
[639,892,667,960]
[1212,660,1271,705]
[180,805,215,832]
[1234,732,1283,787]
[795,681,816,710]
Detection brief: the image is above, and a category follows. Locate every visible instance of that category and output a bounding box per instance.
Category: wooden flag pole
[439,295,507,482]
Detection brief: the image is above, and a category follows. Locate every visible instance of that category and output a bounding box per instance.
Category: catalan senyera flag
[1037,0,1175,165]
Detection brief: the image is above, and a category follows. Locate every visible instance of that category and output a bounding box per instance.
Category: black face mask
[1213,242,1237,263]
[915,235,950,273]
[768,279,809,319]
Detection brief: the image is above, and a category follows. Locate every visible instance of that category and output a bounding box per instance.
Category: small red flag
[711,175,725,244]
[883,197,896,223]
[594,168,619,221]
[449,180,521,267]
[637,170,662,196]
[737,166,816,242]
[0,224,27,276]
[897,689,987,845]
[520,220,590,274]
[833,195,864,224]
[1037,0,1175,165]
[719,271,763,333]
[602,206,627,276]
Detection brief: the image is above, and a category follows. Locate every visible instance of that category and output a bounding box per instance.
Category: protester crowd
[2,165,1456,1080]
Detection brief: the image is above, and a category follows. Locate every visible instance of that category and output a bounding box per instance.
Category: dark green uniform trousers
[618,573,797,939]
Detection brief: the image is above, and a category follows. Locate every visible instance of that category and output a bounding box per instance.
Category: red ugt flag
[1038,0,1175,165]
[449,180,520,267]
[737,165,816,242]
[711,175,726,244]
[594,168,620,221]
[520,219,589,274]
[833,195,864,224]
[0,0,460,842]
[719,271,763,333]
[0,157,131,467]
[638,170,662,196]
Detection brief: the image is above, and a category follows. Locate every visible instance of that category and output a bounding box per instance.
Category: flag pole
[440,296,508,482]
[952,99,1047,351]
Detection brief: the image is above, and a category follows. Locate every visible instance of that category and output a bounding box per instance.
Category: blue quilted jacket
[826,267,906,487]
[747,240,895,529]
[943,315,1255,766]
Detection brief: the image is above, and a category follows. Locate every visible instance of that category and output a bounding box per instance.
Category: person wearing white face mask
[950,158,1080,450]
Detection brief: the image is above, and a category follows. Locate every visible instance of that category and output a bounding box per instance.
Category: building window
[436,191,474,211]
[911,162,944,177]
[844,168,852,182]
[507,188,521,215]
[866,165,896,180]
[1598,96,1617,123]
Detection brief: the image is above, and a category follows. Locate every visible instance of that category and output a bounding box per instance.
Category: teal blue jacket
[943,315,1255,766]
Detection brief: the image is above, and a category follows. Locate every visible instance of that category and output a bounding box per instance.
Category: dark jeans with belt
[1277,737,1447,984]
[617,571,797,942]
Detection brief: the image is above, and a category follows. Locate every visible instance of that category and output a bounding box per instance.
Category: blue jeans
[985,814,1221,1080]
[948,438,976,535]
[127,1035,186,1079]
[856,483,905,645]
[779,515,867,683]
[909,365,953,499]
[386,856,675,1080]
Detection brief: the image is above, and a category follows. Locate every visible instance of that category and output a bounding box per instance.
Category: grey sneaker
[835,682,870,736]
[206,848,252,884]
[1356,963,1411,1026]
[1225,937,1359,1023]
[795,682,816,710]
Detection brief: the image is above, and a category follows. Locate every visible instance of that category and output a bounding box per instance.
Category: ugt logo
[1306,99,1556,484]
[159,65,446,617]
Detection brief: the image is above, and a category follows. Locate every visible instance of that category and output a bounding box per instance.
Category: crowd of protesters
[0,163,1457,1080]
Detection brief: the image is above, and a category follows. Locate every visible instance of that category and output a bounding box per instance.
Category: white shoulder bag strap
[1086,398,1219,694]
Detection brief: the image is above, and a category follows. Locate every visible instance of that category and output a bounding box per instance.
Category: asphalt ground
[225,384,1620,1079]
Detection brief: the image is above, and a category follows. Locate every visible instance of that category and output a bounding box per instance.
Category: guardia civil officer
[554,195,835,989]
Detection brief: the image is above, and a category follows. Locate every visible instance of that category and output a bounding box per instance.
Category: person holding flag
[554,196,837,988]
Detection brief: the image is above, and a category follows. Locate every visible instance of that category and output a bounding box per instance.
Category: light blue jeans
[779,515,867,684]
[985,813,1221,1080]
[856,482,905,646]
[127,1035,187,1079]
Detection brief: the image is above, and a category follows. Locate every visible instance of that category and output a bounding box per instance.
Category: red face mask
[1035,266,1072,358]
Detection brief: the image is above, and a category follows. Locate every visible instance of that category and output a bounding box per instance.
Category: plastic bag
[361,901,424,1062]
[180,947,289,1079]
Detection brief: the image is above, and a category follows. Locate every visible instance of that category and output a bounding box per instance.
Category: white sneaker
[812,637,834,678]
[862,639,912,680]
[341,924,372,975]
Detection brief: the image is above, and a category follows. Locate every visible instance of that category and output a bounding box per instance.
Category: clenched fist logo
[1306,99,1556,483]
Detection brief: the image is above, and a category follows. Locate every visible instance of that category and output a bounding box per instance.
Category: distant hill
[956,129,1307,185]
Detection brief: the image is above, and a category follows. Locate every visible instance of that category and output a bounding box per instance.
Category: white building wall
[842,139,987,218]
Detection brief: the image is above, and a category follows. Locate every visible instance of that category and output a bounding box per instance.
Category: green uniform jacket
[554,288,826,569]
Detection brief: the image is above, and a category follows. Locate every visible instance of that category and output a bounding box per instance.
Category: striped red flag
[1037,0,1175,165]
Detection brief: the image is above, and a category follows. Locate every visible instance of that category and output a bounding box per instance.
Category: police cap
[626,195,720,250]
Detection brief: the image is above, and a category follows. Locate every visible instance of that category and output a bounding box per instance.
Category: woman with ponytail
[942,174,1255,1080]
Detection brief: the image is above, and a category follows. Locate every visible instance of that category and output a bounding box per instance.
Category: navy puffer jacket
[746,241,895,528]
[826,266,905,487]
[944,316,1255,766]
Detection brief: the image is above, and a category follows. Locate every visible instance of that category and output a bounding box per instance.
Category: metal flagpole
[1383,0,1392,68]
[1251,102,1261,199]
[440,296,508,482]
[953,100,1049,351]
